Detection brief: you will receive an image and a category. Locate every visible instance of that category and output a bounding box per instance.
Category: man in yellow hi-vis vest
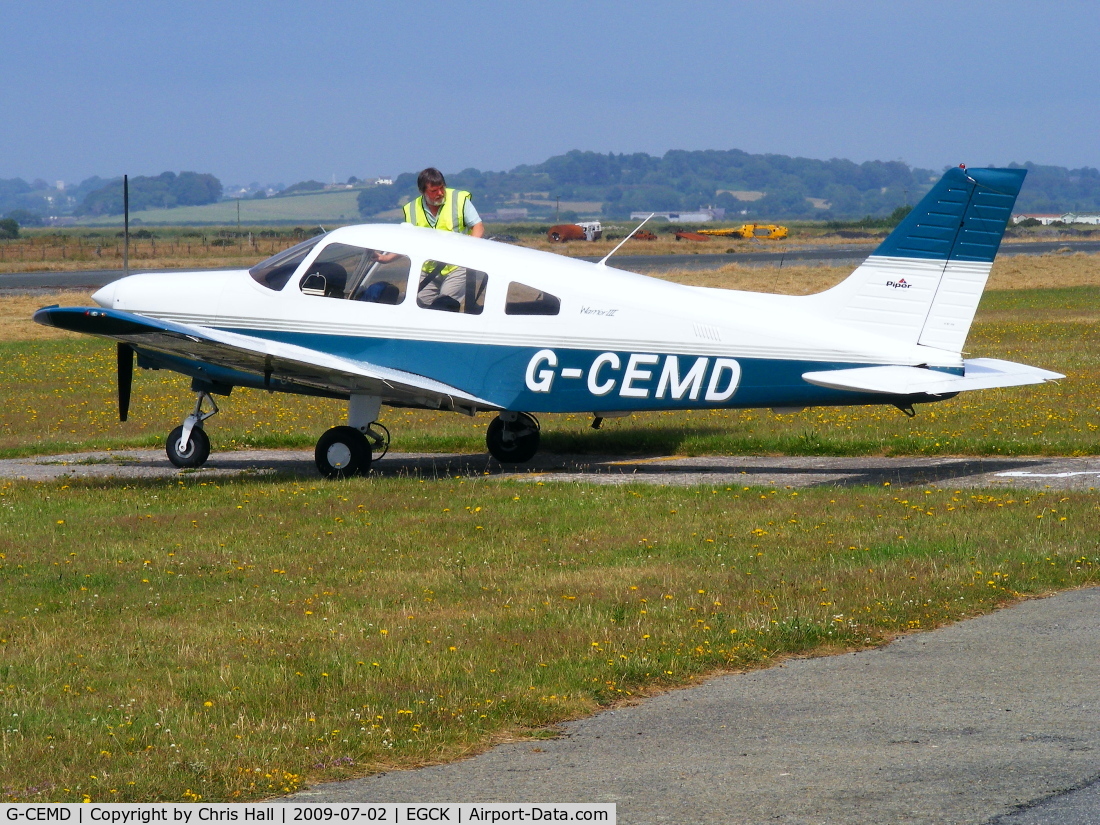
[403,168,484,311]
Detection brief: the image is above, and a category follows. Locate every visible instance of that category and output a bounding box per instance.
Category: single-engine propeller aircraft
[35,166,1062,477]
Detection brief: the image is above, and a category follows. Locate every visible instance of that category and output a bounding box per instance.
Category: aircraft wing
[33,306,500,414]
[802,358,1064,396]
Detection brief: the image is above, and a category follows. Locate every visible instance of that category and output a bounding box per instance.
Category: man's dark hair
[417,167,446,193]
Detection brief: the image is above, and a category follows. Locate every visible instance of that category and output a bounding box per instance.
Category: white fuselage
[93,224,962,413]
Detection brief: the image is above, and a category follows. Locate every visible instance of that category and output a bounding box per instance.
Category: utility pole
[123,174,129,276]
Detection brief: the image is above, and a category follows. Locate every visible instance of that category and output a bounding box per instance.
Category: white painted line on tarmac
[995,470,1100,478]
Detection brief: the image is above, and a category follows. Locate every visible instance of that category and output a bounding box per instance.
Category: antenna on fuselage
[597,213,654,267]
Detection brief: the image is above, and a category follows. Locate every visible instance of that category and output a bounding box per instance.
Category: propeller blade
[117,343,133,422]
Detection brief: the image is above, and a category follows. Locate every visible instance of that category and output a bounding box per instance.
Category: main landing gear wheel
[315,426,371,478]
[166,425,211,469]
[486,412,540,463]
[166,391,219,469]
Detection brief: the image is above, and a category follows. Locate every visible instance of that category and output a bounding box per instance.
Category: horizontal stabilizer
[802,358,1064,396]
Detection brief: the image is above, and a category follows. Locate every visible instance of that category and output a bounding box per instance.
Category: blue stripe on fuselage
[221,327,961,411]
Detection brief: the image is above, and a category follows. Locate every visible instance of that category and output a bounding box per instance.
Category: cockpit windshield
[249,236,323,290]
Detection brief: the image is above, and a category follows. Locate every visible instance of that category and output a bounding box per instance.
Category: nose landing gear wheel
[486,412,540,463]
[166,425,211,468]
[315,426,371,478]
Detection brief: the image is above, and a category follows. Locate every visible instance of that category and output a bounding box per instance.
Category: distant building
[1061,213,1100,225]
[631,208,725,223]
[1013,214,1062,225]
[1013,213,1100,225]
[483,207,529,221]
[375,178,393,186]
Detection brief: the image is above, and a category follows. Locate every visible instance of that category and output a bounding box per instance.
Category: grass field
[1,477,1097,802]
[74,191,364,226]
[1,255,1098,802]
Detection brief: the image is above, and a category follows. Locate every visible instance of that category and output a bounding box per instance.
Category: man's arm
[463,198,484,238]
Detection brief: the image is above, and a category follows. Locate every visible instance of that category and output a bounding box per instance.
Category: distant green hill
[76,189,365,226]
[15,150,1100,228]
[354,152,1100,222]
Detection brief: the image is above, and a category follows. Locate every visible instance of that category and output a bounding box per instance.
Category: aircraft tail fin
[804,166,1026,352]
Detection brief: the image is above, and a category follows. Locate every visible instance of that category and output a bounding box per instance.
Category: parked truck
[547,221,603,242]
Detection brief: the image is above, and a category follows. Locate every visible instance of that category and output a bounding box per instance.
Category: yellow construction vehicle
[698,223,788,240]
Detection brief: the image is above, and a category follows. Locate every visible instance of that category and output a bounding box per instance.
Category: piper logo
[525,349,742,402]
[885,278,912,289]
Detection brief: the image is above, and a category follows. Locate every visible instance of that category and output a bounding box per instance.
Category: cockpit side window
[298,244,411,304]
[249,236,322,290]
[352,254,411,304]
[505,282,561,315]
[299,243,369,299]
[416,259,487,315]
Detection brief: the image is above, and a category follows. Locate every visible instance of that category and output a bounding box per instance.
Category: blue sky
[2,1,1097,186]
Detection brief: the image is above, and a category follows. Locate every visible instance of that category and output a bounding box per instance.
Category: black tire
[486,413,540,463]
[166,425,211,469]
[315,426,371,478]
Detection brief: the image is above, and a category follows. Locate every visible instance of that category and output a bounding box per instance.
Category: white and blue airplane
[35,165,1062,477]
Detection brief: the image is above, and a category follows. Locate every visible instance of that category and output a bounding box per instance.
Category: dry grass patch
[655,252,1100,293]
[0,291,96,341]
[656,263,849,293]
[0,256,262,275]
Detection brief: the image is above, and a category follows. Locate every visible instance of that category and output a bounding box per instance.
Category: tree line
[5,151,1100,226]
[355,150,1100,221]
[0,172,223,222]
[76,172,223,216]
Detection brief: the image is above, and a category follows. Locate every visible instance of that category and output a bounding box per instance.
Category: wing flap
[802,358,1064,396]
[34,306,500,412]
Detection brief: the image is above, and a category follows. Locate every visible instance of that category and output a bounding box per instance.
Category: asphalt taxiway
[288,587,1100,825]
[3,449,1100,491]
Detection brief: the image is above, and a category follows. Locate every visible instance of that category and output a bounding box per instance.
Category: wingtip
[33,305,60,327]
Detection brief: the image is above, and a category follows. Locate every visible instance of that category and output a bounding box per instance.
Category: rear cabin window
[505,282,560,316]
[249,236,322,290]
[298,243,411,304]
[416,259,487,315]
